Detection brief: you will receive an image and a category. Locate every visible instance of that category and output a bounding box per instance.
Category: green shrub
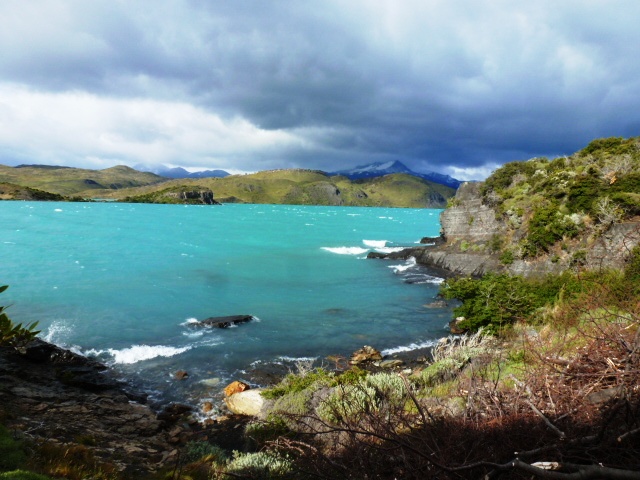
[262,368,334,400]
[0,471,52,480]
[225,451,292,478]
[0,286,40,348]
[523,203,580,257]
[500,249,515,265]
[183,440,228,464]
[0,425,26,471]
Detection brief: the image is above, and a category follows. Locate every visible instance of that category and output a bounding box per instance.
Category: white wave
[363,239,387,248]
[277,356,318,362]
[54,208,63,212]
[381,340,437,356]
[388,257,417,273]
[180,317,200,326]
[42,320,73,345]
[106,345,192,364]
[410,276,444,285]
[321,246,369,255]
[375,247,405,254]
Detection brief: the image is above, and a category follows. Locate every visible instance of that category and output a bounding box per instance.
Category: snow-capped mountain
[134,164,230,179]
[330,160,461,189]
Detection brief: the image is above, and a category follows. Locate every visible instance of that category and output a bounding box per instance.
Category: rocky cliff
[377,174,640,278]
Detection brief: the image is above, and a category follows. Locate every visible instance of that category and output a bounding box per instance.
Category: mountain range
[134,164,231,179]
[136,160,462,188]
[330,160,462,189]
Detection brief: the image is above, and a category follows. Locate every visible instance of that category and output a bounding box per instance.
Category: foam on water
[381,340,437,356]
[105,345,192,364]
[321,246,369,255]
[388,257,417,273]
[375,247,406,254]
[363,239,387,248]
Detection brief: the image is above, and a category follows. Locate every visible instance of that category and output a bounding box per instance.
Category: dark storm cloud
[0,0,639,179]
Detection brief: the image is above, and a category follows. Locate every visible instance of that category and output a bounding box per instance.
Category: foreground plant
[0,286,40,349]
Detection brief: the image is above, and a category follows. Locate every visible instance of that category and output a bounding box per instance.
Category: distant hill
[330,160,462,189]
[134,164,230,179]
[119,169,456,208]
[0,164,167,196]
[0,163,455,207]
[0,182,66,201]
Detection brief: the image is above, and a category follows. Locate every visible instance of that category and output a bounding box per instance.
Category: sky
[0,1,639,181]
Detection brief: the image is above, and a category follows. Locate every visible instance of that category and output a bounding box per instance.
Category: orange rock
[224,380,250,397]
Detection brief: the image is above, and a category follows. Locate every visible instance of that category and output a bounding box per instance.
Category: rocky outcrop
[0,339,187,476]
[371,181,640,278]
[440,182,504,242]
[196,314,255,328]
[164,189,220,205]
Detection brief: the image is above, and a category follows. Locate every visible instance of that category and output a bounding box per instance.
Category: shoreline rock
[0,339,192,476]
[196,314,255,328]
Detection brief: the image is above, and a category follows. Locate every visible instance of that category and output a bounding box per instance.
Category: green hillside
[477,136,640,258]
[118,170,455,207]
[0,164,167,196]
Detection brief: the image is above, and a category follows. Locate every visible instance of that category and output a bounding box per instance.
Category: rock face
[440,182,504,242]
[0,339,186,476]
[371,181,640,279]
[164,189,220,205]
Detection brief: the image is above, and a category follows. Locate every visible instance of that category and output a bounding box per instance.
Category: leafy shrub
[441,274,541,332]
[183,440,228,464]
[523,203,580,257]
[317,373,407,423]
[317,383,378,424]
[0,425,26,471]
[499,249,514,265]
[262,368,335,400]
[481,160,536,195]
[225,451,292,478]
[0,286,40,349]
[0,471,52,480]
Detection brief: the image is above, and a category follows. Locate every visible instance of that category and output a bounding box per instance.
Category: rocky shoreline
[1,331,443,476]
[0,339,258,476]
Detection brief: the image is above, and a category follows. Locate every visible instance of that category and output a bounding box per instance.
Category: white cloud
[0,83,305,170]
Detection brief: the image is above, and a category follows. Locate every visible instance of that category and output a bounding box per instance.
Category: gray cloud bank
[0,0,639,180]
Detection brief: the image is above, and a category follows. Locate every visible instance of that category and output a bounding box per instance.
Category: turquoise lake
[0,202,452,410]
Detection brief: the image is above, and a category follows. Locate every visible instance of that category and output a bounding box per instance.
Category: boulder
[224,389,265,416]
[174,370,189,380]
[350,345,383,365]
[197,315,254,328]
[224,380,250,397]
[424,300,448,308]
[379,359,404,369]
[449,316,467,334]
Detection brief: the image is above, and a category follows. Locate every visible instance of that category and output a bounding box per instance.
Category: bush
[0,472,52,480]
[0,286,40,348]
[262,369,335,400]
[523,203,580,257]
[0,426,26,471]
[441,274,541,333]
[225,451,292,478]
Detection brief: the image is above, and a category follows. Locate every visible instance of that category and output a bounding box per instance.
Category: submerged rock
[196,315,254,328]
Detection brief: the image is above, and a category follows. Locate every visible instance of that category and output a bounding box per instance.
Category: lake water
[0,202,452,411]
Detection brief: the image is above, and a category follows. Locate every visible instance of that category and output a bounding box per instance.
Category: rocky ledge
[0,339,199,476]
